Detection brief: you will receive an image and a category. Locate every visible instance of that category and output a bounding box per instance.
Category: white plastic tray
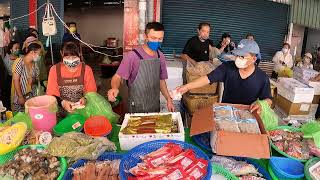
[119,112,185,150]
[309,160,320,180]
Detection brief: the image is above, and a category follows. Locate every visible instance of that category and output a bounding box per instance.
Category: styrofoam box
[293,67,319,80]
[278,78,315,94]
[166,78,183,91]
[309,160,320,180]
[277,84,314,103]
[119,112,185,150]
[309,82,320,95]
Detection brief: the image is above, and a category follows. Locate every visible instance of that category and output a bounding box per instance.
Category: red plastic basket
[84,116,112,136]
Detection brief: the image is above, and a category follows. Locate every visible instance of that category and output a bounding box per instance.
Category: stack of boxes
[293,67,320,117]
[275,78,315,122]
[183,71,219,114]
[274,67,320,122]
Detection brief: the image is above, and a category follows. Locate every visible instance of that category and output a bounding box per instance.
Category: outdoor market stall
[2,66,320,179]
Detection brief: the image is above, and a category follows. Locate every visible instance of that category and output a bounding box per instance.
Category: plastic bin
[84,116,112,136]
[53,114,86,136]
[269,156,304,179]
[25,95,57,132]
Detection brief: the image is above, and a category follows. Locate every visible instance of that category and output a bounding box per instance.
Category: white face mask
[282,48,289,54]
[235,57,249,69]
[226,39,231,45]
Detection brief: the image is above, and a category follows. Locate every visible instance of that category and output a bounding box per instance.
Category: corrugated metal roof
[271,0,320,29]
[291,0,320,29]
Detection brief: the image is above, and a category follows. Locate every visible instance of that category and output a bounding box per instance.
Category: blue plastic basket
[63,152,123,180]
[119,140,212,180]
[269,156,304,179]
[234,157,272,180]
[192,132,212,152]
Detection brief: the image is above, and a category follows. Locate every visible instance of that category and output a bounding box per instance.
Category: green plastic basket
[305,157,320,180]
[53,114,86,136]
[212,163,238,180]
[269,126,308,162]
[0,145,67,180]
[268,164,279,180]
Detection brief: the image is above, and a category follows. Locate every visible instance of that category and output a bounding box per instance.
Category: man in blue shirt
[62,22,81,44]
[176,39,272,113]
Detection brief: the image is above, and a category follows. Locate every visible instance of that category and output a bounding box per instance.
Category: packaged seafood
[128,143,208,180]
[213,106,234,120]
[210,156,259,176]
[73,160,120,180]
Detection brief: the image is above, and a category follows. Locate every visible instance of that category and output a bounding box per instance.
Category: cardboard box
[275,95,311,116]
[310,104,319,116]
[277,84,314,103]
[313,95,320,104]
[190,104,270,159]
[274,106,315,125]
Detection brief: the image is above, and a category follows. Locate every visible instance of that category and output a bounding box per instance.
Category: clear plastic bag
[47,132,116,161]
[74,92,120,124]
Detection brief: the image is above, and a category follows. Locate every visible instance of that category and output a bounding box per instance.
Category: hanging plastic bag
[257,100,278,130]
[73,92,120,124]
[42,4,57,36]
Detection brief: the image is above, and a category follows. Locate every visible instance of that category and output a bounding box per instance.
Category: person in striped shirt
[11,43,41,112]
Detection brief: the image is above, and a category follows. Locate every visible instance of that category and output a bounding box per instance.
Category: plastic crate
[119,112,185,150]
[119,140,212,180]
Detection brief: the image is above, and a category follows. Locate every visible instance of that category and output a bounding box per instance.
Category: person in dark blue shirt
[176,39,272,113]
[62,22,81,44]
